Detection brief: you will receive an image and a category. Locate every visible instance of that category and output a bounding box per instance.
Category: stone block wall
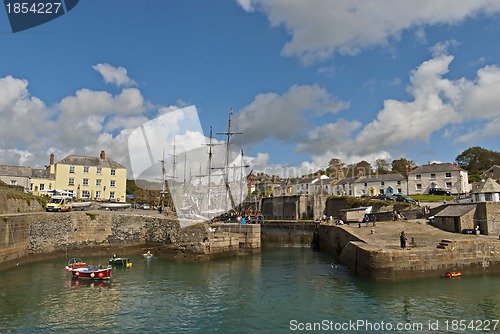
[319,223,500,280]
[0,212,261,267]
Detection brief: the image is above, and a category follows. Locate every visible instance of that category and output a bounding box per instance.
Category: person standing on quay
[400,231,407,250]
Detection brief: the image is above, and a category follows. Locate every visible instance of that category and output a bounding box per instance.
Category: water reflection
[0,250,499,333]
[65,278,112,289]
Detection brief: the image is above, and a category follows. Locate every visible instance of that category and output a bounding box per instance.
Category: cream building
[29,151,127,202]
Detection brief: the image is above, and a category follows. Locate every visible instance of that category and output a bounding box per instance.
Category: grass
[410,194,454,202]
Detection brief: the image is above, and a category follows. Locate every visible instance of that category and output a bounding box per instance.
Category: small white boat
[71,202,92,211]
[98,203,131,210]
[143,251,153,259]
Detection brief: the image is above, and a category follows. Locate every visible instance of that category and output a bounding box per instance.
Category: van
[46,196,73,212]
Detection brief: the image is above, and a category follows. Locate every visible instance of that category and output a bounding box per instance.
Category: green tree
[391,157,415,175]
[455,146,500,174]
[355,160,372,176]
[327,158,345,178]
[375,158,390,174]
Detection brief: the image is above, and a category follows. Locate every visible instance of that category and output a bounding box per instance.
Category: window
[95,191,101,199]
[30,183,33,191]
[364,183,367,187]
[96,167,102,175]
[82,178,89,186]
[446,172,451,178]
[379,189,384,194]
[416,184,422,190]
[485,193,493,201]
[69,166,75,173]
[39,184,45,190]
[96,179,102,186]
[68,178,75,186]
[416,174,421,180]
[82,190,90,198]
[10,180,17,185]
[381,182,385,186]
[397,188,402,194]
[83,166,89,173]
[110,191,115,199]
[446,182,452,189]
[110,169,116,176]
[397,181,401,185]
[430,173,436,179]
[110,180,116,188]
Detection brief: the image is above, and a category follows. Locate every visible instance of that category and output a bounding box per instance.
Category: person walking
[400,231,407,250]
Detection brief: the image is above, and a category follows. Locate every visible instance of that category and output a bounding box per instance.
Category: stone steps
[436,239,453,249]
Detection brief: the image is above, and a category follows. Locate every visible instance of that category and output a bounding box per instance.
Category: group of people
[319,215,345,225]
[393,211,407,221]
[363,214,377,226]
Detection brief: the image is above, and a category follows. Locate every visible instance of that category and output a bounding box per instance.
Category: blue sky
[1,0,500,180]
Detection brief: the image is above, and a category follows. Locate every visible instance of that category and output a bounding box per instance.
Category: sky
[1,0,500,181]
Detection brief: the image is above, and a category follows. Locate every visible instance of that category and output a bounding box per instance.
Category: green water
[0,248,499,333]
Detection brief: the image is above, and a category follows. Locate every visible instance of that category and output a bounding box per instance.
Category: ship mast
[216,107,242,211]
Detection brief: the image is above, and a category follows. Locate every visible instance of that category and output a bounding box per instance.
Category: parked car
[377,194,395,201]
[428,188,452,196]
[394,194,417,204]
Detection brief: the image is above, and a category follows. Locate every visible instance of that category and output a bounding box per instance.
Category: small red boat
[65,258,112,280]
[444,271,462,278]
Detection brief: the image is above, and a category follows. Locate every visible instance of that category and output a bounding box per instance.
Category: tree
[354,161,372,177]
[455,146,500,175]
[327,158,345,178]
[391,158,415,175]
[375,158,390,174]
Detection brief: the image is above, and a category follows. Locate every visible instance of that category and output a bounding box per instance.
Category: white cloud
[93,63,137,87]
[296,120,361,154]
[237,0,500,64]
[234,84,349,144]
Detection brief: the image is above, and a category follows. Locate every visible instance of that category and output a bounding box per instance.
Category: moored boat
[65,258,112,280]
[109,255,133,267]
[143,251,153,259]
[444,271,462,278]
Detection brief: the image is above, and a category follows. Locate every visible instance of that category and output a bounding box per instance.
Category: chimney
[49,153,55,175]
[100,150,105,159]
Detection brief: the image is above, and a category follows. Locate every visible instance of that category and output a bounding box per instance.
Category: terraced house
[407,162,470,195]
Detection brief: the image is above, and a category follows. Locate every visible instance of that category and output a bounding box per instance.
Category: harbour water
[0,247,499,333]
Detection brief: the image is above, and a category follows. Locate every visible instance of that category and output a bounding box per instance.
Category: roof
[356,173,405,182]
[409,163,465,174]
[481,165,500,180]
[473,178,500,194]
[435,204,477,217]
[335,177,356,185]
[57,155,126,169]
[0,165,32,177]
[31,168,54,179]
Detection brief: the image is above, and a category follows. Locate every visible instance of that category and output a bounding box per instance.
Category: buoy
[98,272,103,278]
[90,272,95,278]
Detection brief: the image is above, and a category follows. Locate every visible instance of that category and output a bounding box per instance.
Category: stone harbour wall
[0,212,261,267]
[319,223,500,280]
